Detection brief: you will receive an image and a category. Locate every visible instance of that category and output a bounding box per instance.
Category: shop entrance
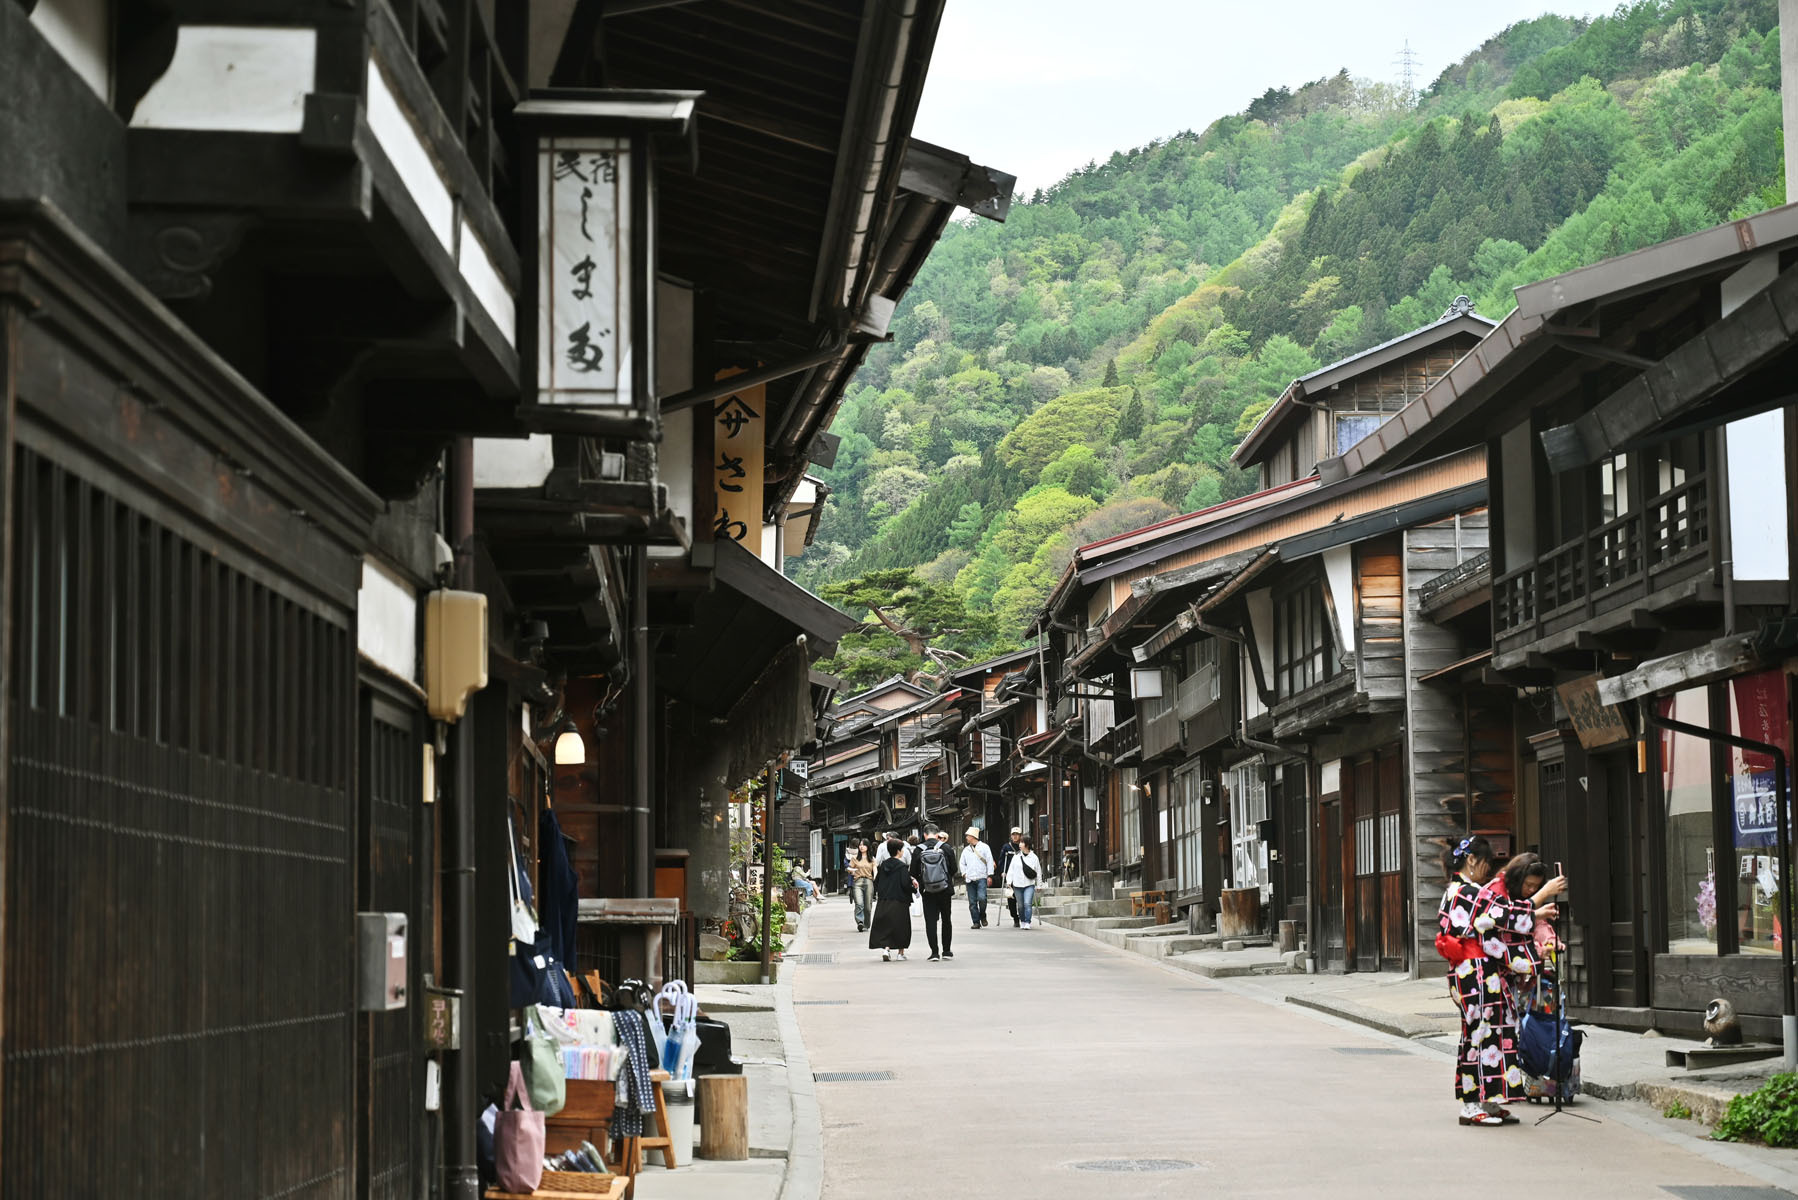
[1347,750,1407,972]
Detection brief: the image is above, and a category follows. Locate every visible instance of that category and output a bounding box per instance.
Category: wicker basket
[539,1170,623,1194]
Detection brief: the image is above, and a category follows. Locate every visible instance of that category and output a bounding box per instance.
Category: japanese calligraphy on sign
[1557,674,1633,750]
[536,137,633,407]
[712,381,764,546]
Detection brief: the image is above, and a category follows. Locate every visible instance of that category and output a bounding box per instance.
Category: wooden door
[1320,800,1346,969]
[1352,758,1380,971]
[1378,752,1407,970]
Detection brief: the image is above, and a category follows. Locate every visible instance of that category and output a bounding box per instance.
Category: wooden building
[1038,308,1494,968]
[0,1,1009,1195]
[1344,204,1798,1036]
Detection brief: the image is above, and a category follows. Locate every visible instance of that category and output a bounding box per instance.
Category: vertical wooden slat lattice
[4,447,355,1198]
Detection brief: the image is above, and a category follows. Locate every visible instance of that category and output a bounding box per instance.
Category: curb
[775,905,823,1200]
[1284,994,1448,1041]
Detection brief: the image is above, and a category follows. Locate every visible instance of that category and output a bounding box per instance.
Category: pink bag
[495,1060,545,1193]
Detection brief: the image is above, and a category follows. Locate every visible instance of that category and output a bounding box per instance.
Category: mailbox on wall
[357,912,408,1011]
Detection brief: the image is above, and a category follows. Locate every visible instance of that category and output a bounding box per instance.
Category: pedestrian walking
[869,837,914,961]
[849,840,875,933]
[959,828,995,929]
[875,832,911,866]
[912,827,957,961]
[1435,836,1564,1126]
[1005,835,1042,929]
[998,827,1024,927]
[907,833,924,917]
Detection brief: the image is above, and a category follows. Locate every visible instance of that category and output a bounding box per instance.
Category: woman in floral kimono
[1436,836,1564,1126]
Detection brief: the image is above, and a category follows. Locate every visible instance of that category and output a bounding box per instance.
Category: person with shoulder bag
[1005,835,1043,929]
[868,837,915,961]
[849,840,876,933]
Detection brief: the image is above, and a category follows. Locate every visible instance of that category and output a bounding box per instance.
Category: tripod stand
[1534,903,1599,1126]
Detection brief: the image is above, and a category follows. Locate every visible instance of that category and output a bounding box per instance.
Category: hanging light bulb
[554,727,586,766]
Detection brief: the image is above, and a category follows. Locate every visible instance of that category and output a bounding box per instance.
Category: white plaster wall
[365,55,454,253]
[359,557,418,684]
[473,434,554,489]
[459,219,516,346]
[1321,545,1355,654]
[30,0,110,102]
[133,26,314,132]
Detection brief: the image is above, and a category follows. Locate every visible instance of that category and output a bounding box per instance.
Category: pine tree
[1114,388,1146,443]
[1102,357,1120,387]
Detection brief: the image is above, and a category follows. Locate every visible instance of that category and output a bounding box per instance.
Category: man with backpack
[911,826,957,961]
[997,827,1025,927]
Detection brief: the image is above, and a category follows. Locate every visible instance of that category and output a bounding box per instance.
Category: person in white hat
[998,827,1025,927]
[959,828,996,929]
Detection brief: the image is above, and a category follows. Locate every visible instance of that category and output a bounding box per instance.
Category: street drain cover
[794,1000,848,1006]
[814,1071,894,1082]
[1416,1011,1460,1018]
[786,953,836,964]
[1333,1046,1407,1055]
[1661,1190,1797,1200]
[1071,1159,1203,1173]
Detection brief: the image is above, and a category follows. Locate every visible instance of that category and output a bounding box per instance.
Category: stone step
[1035,898,1134,919]
[1069,915,1157,935]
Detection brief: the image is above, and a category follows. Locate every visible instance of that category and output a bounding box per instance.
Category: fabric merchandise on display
[495,1060,545,1193]
[538,805,580,974]
[609,1007,659,1144]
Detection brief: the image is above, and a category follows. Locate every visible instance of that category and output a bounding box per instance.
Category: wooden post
[696,1075,749,1160]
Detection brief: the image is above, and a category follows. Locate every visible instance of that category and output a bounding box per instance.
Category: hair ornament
[1454,836,1476,858]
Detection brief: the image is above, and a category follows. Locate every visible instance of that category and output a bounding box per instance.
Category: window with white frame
[1273,578,1336,700]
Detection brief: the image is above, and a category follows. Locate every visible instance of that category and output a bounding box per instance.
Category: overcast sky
[913,1,1598,196]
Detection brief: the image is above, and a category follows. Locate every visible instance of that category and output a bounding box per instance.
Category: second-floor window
[1274,579,1336,700]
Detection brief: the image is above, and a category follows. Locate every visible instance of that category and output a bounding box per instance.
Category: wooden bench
[1130,890,1167,917]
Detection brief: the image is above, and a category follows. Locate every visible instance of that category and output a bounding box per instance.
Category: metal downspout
[632,548,652,898]
[444,438,479,1200]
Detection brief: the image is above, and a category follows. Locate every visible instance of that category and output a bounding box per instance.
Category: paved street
[791,898,1786,1199]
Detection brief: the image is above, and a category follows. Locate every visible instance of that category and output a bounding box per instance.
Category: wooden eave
[1233,312,1495,468]
[0,199,381,568]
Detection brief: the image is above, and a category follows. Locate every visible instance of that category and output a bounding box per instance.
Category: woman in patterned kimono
[1436,836,1564,1126]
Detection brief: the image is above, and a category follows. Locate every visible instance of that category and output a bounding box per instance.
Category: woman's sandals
[1459,1108,1516,1126]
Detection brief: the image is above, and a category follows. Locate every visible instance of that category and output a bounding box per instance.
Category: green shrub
[1713,1073,1798,1146]
[1663,1100,1692,1120]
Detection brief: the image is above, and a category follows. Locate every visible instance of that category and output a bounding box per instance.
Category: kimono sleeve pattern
[1439,878,1529,1105]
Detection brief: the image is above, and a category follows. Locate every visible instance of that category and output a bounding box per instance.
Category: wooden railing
[1496,474,1710,644]
[1113,715,1141,762]
[1141,694,1182,762]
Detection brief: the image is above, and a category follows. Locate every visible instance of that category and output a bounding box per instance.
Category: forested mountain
[800,0,1786,685]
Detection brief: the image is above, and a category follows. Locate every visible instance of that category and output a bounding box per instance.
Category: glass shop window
[1728,670,1791,958]
[1661,687,1716,956]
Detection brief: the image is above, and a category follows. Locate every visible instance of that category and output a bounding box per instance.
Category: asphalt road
[790,896,1786,1199]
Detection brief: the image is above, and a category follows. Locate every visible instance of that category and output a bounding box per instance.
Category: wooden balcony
[1113,716,1142,765]
[1495,473,1715,662]
[1141,695,1182,764]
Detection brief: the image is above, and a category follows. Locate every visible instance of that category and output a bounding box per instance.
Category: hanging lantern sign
[515,90,699,420]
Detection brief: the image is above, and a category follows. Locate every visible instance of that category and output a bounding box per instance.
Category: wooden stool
[636,1068,677,1170]
[1130,890,1167,917]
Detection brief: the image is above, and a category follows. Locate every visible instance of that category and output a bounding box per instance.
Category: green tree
[818,568,990,682]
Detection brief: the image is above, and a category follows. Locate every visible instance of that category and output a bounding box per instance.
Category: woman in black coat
[868,837,915,961]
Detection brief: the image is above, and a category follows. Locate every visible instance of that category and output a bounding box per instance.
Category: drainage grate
[1415,1011,1460,1019]
[1070,1159,1203,1173]
[1662,1190,1797,1200]
[814,1071,893,1082]
[1333,1046,1408,1056]
[794,1000,849,1006]
[786,953,836,964]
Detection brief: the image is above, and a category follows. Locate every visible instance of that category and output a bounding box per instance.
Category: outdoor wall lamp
[553,723,587,766]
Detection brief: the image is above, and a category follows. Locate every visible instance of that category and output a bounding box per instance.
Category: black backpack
[918,845,951,893]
